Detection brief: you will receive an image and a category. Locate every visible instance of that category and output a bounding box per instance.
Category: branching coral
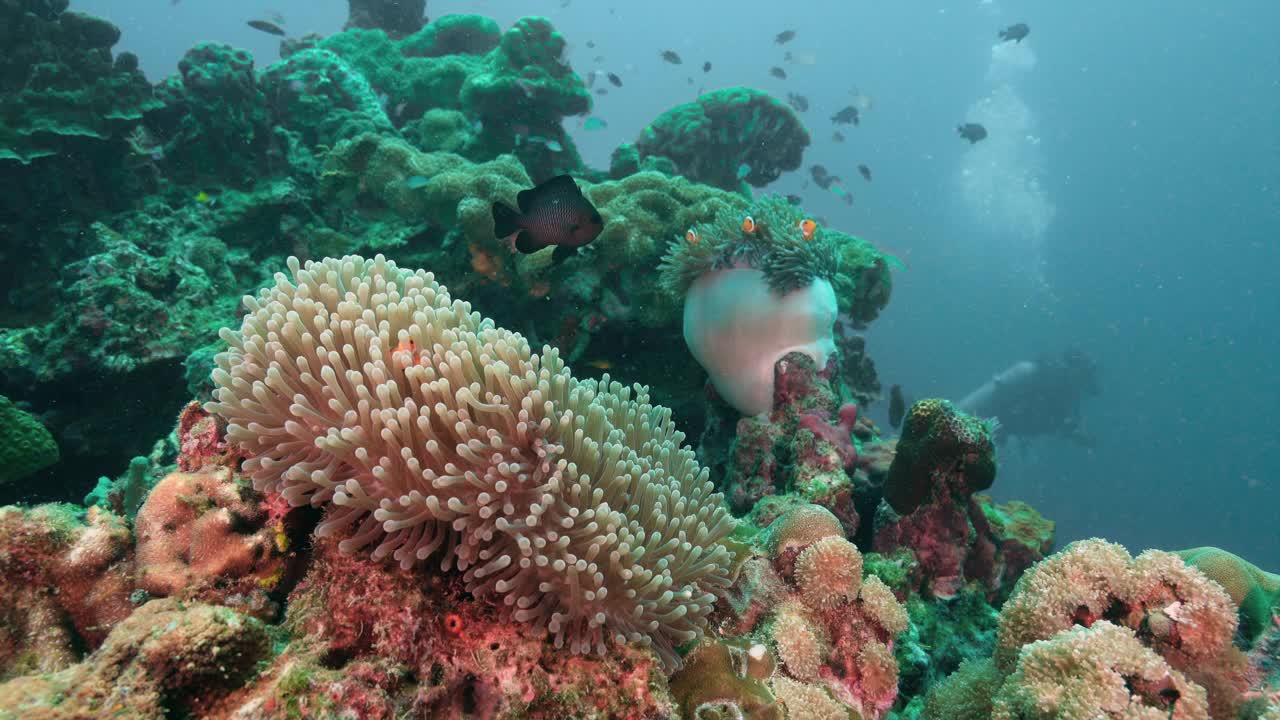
[207,254,738,667]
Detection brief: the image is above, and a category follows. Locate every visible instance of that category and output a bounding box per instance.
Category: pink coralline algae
[134,467,290,616]
[798,402,861,470]
[176,400,236,471]
[0,504,135,677]
[257,534,676,719]
[720,352,879,536]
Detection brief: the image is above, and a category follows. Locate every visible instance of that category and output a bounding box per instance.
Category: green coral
[400,14,500,57]
[0,0,160,164]
[311,16,590,178]
[261,48,393,148]
[920,658,1003,720]
[636,88,810,190]
[145,43,274,187]
[0,394,58,485]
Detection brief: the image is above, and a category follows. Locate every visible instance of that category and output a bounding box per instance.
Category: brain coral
[207,254,737,667]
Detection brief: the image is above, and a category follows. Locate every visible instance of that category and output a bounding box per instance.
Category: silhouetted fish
[661,50,683,65]
[785,194,803,206]
[888,385,905,429]
[831,105,860,126]
[832,131,845,143]
[492,176,604,264]
[957,122,988,144]
[607,72,623,87]
[247,19,286,36]
[775,30,796,44]
[787,93,809,112]
[703,61,712,73]
[998,23,1030,43]
[809,164,840,189]
[857,164,871,182]
[770,67,787,80]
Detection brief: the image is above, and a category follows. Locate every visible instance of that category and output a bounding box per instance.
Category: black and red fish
[492,175,603,263]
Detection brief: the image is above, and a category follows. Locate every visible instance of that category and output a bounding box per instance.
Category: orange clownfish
[741,215,757,234]
[685,228,700,245]
[798,218,817,241]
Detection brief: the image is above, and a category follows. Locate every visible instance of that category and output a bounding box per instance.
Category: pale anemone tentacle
[207,254,737,669]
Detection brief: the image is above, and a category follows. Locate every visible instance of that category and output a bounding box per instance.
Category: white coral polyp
[682,267,837,416]
[207,254,736,667]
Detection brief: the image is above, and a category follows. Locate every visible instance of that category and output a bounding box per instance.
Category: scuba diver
[955,348,1101,447]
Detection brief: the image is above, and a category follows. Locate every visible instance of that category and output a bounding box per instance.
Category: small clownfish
[798,218,817,241]
[741,215,757,234]
[685,228,700,245]
[393,338,422,365]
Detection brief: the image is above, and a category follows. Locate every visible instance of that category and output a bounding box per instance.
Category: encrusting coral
[207,254,738,668]
[1177,546,1280,642]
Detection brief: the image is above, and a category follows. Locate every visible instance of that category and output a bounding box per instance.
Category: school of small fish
[483,18,1029,218]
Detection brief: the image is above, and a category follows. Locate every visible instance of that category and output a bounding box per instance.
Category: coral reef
[207,254,738,667]
[992,621,1210,719]
[995,539,1250,718]
[882,398,997,516]
[0,0,162,309]
[718,504,910,720]
[1178,546,1280,642]
[0,5,1274,719]
[0,599,272,718]
[872,399,1009,599]
[636,88,811,190]
[0,504,134,679]
[0,394,58,486]
[134,467,288,616]
[0,0,158,165]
